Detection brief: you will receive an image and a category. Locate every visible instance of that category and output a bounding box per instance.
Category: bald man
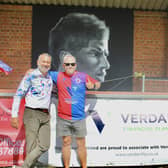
[11,53,53,168]
[49,52,100,168]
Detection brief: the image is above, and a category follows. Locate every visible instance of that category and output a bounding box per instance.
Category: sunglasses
[64,63,76,66]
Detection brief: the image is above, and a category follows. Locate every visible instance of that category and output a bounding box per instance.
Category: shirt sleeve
[86,74,98,84]
[49,71,59,83]
[11,74,31,117]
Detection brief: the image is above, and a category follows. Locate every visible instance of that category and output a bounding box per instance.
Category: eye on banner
[0,98,26,167]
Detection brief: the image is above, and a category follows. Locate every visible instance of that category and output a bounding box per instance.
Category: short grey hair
[59,51,76,64]
[38,53,52,61]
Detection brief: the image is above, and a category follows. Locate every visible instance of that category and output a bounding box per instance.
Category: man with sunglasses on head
[49,52,101,168]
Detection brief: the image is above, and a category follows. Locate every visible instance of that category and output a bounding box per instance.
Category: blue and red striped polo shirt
[49,71,97,120]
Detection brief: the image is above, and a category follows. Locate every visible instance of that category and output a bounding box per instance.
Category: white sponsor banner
[40,97,168,167]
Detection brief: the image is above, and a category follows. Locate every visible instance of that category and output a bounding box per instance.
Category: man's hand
[86,78,94,89]
[10,117,19,129]
[94,82,101,90]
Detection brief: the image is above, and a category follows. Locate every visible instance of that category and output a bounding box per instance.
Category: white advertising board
[39,97,168,167]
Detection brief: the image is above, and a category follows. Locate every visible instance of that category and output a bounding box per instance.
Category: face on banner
[32,9,133,91]
[75,38,110,82]
[0,98,26,167]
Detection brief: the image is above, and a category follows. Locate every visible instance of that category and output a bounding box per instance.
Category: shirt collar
[36,68,50,78]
